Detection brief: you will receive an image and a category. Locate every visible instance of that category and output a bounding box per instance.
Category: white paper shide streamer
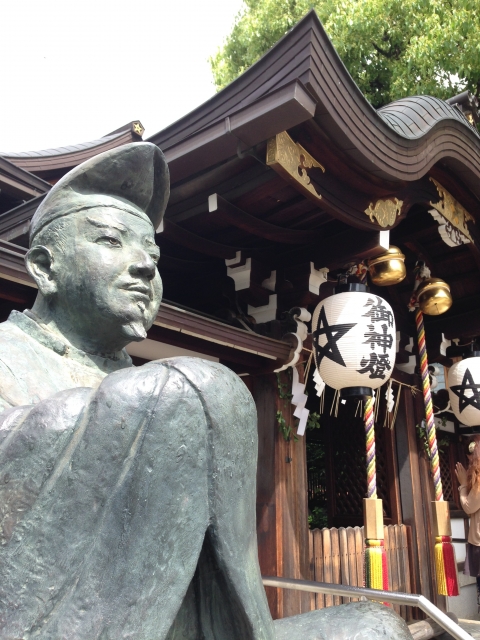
[291,367,310,436]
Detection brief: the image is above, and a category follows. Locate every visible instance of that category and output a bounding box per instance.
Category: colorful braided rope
[415,309,443,501]
[364,396,376,499]
[363,396,389,594]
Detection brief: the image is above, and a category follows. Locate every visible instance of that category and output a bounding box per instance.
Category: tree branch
[372,41,402,60]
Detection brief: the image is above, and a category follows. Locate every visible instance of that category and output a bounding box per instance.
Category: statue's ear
[25,246,57,296]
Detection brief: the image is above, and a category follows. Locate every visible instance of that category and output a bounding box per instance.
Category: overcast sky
[1,0,245,153]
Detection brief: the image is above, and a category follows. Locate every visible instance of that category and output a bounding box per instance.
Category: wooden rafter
[208,193,325,244]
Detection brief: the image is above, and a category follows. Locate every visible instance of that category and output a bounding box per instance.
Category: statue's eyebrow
[86,216,128,234]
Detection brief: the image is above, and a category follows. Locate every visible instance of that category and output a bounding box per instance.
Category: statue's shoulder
[0,318,29,371]
[154,357,257,432]
[0,318,35,412]
[146,356,254,413]
[0,316,26,345]
[159,356,247,389]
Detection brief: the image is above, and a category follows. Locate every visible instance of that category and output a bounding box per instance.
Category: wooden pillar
[394,369,441,613]
[413,382,447,612]
[251,373,280,617]
[250,369,311,619]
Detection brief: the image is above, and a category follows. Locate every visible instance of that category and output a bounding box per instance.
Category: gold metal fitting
[368,246,406,286]
[416,277,452,315]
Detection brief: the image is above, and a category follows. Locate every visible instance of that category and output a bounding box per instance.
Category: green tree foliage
[210,0,480,108]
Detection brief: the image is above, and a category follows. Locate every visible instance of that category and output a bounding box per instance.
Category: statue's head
[25,143,170,354]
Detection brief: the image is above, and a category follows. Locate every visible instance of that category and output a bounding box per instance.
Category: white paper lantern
[448,356,480,427]
[312,285,396,397]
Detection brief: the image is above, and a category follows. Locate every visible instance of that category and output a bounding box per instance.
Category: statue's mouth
[123,284,152,301]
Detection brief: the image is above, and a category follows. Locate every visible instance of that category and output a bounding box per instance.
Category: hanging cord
[415,308,458,596]
[304,350,314,384]
[363,395,389,593]
[330,389,340,417]
[415,309,443,502]
[391,378,419,395]
[364,396,376,499]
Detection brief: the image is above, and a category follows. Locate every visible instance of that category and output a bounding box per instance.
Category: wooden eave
[0,195,44,243]
[1,123,143,180]
[0,157,51,200]
[148,11,480,225]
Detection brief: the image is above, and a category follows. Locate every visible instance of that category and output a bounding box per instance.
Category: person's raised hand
[455,462,468,486]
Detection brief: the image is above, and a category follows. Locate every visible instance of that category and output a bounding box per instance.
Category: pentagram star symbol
[450,368,480,413]
[313,306,356,367]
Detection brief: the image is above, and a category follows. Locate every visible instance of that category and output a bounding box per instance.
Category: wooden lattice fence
[309,524,412,620]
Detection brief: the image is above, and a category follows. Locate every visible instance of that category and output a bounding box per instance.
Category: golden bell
[416,277,452,315]
[368,246,406,286]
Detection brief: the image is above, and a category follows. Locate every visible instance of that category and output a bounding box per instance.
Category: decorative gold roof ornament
[132,121,145,137]
[266,131,324,202]
[365,197,403,228]
[429,177,474,243]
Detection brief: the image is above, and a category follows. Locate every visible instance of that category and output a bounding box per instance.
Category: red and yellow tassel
[365,539,389,591]
[435,536,458,596]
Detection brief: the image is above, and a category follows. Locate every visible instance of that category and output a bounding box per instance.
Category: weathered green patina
[0,143,410,639]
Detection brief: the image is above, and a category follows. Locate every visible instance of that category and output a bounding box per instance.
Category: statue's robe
[0,311,412,640]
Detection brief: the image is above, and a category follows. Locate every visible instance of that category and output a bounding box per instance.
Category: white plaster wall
[447,577,477,620]
[452,517,467,563]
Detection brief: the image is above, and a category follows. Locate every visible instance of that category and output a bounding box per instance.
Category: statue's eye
[100,235,121,247]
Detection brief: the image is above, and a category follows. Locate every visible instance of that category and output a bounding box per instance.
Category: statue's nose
[129,254,156,280]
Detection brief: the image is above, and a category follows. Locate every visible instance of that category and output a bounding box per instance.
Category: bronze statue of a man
[0,143,410,639]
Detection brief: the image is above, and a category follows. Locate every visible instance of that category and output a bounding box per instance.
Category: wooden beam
[162,218,239,259]
[0,174,44,200]
[403,240,436,273]
[154,302,292,365]
[160,81,317,184]
[270,227,388,270]
[209,193,325,244]
[0,195,43,241]
[0,239,35,287]
[425,305,480,339]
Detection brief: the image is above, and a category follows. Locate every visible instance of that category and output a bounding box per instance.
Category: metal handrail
[262,576,473,640]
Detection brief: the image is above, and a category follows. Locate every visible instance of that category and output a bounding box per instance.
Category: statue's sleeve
[0,361,211,640]
[158,357,276,640]
[0,387,94,548]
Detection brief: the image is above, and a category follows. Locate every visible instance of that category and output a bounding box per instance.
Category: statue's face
[51,207,162,349]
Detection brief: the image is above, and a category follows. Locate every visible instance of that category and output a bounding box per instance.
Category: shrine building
[2,10,480,623]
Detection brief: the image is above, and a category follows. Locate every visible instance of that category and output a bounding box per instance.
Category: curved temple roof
[0,122,145,179]
[148,11,480,203]
[3,132,124,160]
[378,96,477,140]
